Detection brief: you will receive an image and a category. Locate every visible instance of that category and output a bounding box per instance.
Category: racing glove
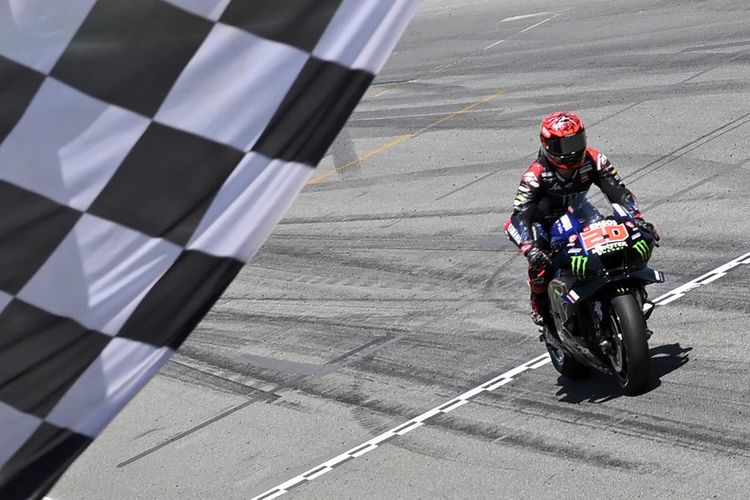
[635,218,660,242]
[523,244,552,269]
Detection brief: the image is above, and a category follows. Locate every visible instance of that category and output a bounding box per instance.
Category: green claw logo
[571,255,588,279]
[633,240,650,260]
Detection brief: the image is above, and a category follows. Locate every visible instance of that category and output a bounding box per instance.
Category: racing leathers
[503,147,641,325]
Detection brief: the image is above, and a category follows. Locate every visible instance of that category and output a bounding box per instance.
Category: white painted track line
[483,39,506,50]
[521,16,557,33]
[501,12,551,23]
[252,251,750,499]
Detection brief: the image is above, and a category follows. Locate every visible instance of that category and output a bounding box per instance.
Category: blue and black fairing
[549,204,665,306]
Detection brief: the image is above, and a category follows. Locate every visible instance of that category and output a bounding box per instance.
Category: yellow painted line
[308,134,411,185]
[410,91,502,136]
[373,89,391,99]
[307,91,504,185]
[415,62,455,79]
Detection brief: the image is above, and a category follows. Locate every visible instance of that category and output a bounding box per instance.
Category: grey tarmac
[51,0,750,498]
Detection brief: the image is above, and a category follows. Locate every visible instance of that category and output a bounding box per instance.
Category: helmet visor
[546,130,586,155]
[545,130,586,166]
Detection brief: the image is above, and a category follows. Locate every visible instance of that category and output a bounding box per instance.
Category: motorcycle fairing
[564,266,666,305]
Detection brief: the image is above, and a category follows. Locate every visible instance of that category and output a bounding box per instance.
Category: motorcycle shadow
[554,343,692,403]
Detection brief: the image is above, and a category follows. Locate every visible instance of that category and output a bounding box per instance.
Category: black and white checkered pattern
[0,1,417,497]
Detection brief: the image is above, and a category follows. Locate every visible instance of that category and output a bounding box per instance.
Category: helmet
[540,112,587,173]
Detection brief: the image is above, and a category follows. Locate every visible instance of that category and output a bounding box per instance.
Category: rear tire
[545,338,589,379]
[609,294,651,395]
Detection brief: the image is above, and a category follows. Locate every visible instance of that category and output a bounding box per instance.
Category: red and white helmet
[540,111,587,172]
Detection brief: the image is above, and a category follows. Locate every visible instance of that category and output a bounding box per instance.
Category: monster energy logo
[571,256,588,279]
[633,240,650,260]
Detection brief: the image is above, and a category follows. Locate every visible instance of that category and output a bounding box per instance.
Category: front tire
[608,294,651,395]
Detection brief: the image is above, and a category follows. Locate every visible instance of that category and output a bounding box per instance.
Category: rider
[503,111,659,326]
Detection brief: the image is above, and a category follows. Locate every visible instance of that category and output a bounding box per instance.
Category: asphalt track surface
[51,1,750,498]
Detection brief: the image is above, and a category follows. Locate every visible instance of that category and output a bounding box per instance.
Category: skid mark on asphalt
[641,157,750,213]
[434,169,501,201]
[577,51,750,182]
[252,354,551,500]
[117,249,503,469]
[588,112,750,209]
[626,113,750,186]
[586,51,750,199]
[252,251,750,499]
[482,379,750,460]
[116,336,397,468]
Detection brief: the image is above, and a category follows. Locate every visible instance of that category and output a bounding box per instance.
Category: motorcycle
[541,203,664,395]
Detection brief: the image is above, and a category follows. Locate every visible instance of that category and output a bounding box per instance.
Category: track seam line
[251,251,750,499]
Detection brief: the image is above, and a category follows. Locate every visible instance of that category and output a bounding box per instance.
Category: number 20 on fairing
[580,223,628,251]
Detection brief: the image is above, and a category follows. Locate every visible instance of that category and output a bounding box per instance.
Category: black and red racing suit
[504,147,641,296]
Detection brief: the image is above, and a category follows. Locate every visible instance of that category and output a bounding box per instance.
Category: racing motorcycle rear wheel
[608,294,650,395]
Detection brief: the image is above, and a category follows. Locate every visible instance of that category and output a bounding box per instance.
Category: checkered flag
[0,1,417,497]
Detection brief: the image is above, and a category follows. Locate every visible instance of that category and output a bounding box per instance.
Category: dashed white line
[521,15,557,32]
[482,377,513,392]
[650,294,681,307]
[501,12,551,23]
[303,466,333,481]
[528,357,552,370]
[252,252,750,499]
[437,398,469,413]
[393,421,424,435]
[251,354,550,500]
[644,251,750,312]
[483,39,506,50]
[349,443,377,458]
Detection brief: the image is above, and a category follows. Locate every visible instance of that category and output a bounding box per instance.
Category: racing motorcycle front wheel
[607,294,651,395]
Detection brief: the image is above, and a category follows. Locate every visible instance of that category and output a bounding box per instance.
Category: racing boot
[529,292,550,327]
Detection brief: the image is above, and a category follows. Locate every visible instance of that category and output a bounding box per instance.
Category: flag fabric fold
[0,0,418,497]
